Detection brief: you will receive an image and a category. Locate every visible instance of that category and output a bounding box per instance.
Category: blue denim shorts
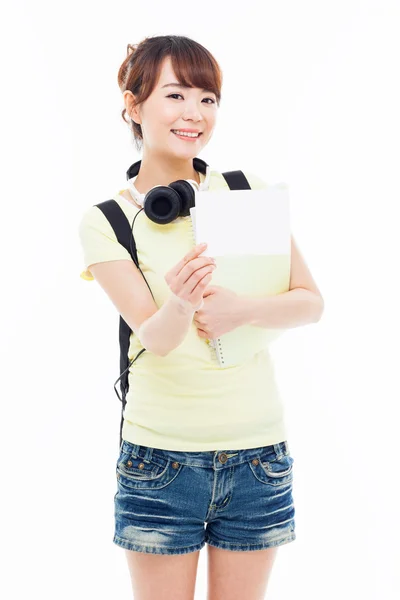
[113,439,296,555]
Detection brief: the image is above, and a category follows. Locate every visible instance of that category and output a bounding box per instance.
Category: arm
[137,293,197,357]
[237,288,324,329]
[237,234,325,329]
[86,259,196,358]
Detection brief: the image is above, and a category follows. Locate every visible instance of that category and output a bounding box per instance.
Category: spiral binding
[207,337,225,365]
[187,210,223,366]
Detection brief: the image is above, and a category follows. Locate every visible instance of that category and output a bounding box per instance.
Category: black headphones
[125,157,209,225]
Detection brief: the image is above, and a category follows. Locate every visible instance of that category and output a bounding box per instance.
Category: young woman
[78,35,324,600]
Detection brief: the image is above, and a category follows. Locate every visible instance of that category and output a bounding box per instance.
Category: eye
[167,93,216,104]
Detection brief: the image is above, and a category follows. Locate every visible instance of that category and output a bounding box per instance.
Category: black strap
[94,200,140,268]
[220,170,251,190]
[94,169,251,448]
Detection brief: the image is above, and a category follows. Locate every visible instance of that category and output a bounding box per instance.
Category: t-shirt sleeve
[78,205,133,281]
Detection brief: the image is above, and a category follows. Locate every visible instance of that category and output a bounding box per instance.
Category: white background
[1,1,399,598]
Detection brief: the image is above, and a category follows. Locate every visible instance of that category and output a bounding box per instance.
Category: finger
[168,243,207,278]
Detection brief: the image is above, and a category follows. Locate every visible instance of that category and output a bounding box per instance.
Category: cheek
[164,105,181,122]
[204,120,216,139]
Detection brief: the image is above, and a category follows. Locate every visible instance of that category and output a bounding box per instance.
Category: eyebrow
[161,82,215,94]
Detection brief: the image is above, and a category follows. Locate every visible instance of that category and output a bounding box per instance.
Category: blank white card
[189,185,291,257]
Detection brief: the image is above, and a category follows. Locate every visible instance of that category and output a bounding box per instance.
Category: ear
[123,90,141,124]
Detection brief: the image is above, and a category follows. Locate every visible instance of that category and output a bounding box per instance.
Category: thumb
[203,285,216,297]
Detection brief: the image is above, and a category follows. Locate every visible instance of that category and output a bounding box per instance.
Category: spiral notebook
[189,184,291,367]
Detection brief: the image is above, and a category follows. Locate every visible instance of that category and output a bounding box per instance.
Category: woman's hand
[193,285,244,339]
[164,243,216,311]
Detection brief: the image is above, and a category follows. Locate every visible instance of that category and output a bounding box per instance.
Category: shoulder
[209,169,270,190]
[78,204,106,232]
[78,201,135,281]
[241,171,268,189]
[78,203,122,257]
[78,199,136,240]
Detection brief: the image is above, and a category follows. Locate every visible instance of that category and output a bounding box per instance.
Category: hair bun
[126,43,138,57]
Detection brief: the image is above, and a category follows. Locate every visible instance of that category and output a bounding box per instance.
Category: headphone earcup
[168,180,196,217]
[143,186,181,224]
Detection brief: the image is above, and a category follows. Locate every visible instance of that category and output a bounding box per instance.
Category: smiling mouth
[171,130,203,138]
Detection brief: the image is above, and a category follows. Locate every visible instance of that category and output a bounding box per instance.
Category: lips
[171,130,203,136]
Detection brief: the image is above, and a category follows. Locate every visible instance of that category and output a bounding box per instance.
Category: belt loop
[143,446,153,463]
[131,444,153,462]
[273,443,283,459]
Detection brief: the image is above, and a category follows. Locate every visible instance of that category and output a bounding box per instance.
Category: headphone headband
[125,157,211,206]
[126,157,209,180]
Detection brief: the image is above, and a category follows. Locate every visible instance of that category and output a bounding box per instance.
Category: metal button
[252,458,259,466]
[138,463,145,469]
[218,453,228,464]
[172,461,179,469]
[127,460,133,467]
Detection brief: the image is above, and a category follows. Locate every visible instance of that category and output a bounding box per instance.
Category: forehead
[157,56,214,94]
[158,56,178,83]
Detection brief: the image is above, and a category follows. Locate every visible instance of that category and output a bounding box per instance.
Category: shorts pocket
[116,441,184,490]
[248,442,294,487]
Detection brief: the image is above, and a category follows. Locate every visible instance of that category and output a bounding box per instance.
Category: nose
[182,103,204,123]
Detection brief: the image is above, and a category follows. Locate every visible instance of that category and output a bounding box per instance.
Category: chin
[169,144,203,157]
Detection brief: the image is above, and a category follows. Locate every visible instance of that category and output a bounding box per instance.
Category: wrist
[168,291,200,314]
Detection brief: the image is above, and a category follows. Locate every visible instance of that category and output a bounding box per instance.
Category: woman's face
[124,56,219,158]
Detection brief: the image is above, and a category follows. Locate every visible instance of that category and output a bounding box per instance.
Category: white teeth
[172,130,200,138]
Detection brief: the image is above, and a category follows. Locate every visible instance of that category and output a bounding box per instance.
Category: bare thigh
[207,545,278,600]
[124,548,201,600]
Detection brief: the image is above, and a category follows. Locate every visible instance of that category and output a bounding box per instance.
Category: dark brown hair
[117,35,223,152]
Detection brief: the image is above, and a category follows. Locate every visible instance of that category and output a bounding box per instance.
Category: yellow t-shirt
[78,168,289,451]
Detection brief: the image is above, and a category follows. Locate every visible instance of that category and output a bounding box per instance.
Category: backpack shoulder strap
[93,199,141,448]
[94,199,139,268]
[220,170,251,190]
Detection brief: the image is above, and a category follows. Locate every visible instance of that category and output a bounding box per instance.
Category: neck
[133,153,200,195]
